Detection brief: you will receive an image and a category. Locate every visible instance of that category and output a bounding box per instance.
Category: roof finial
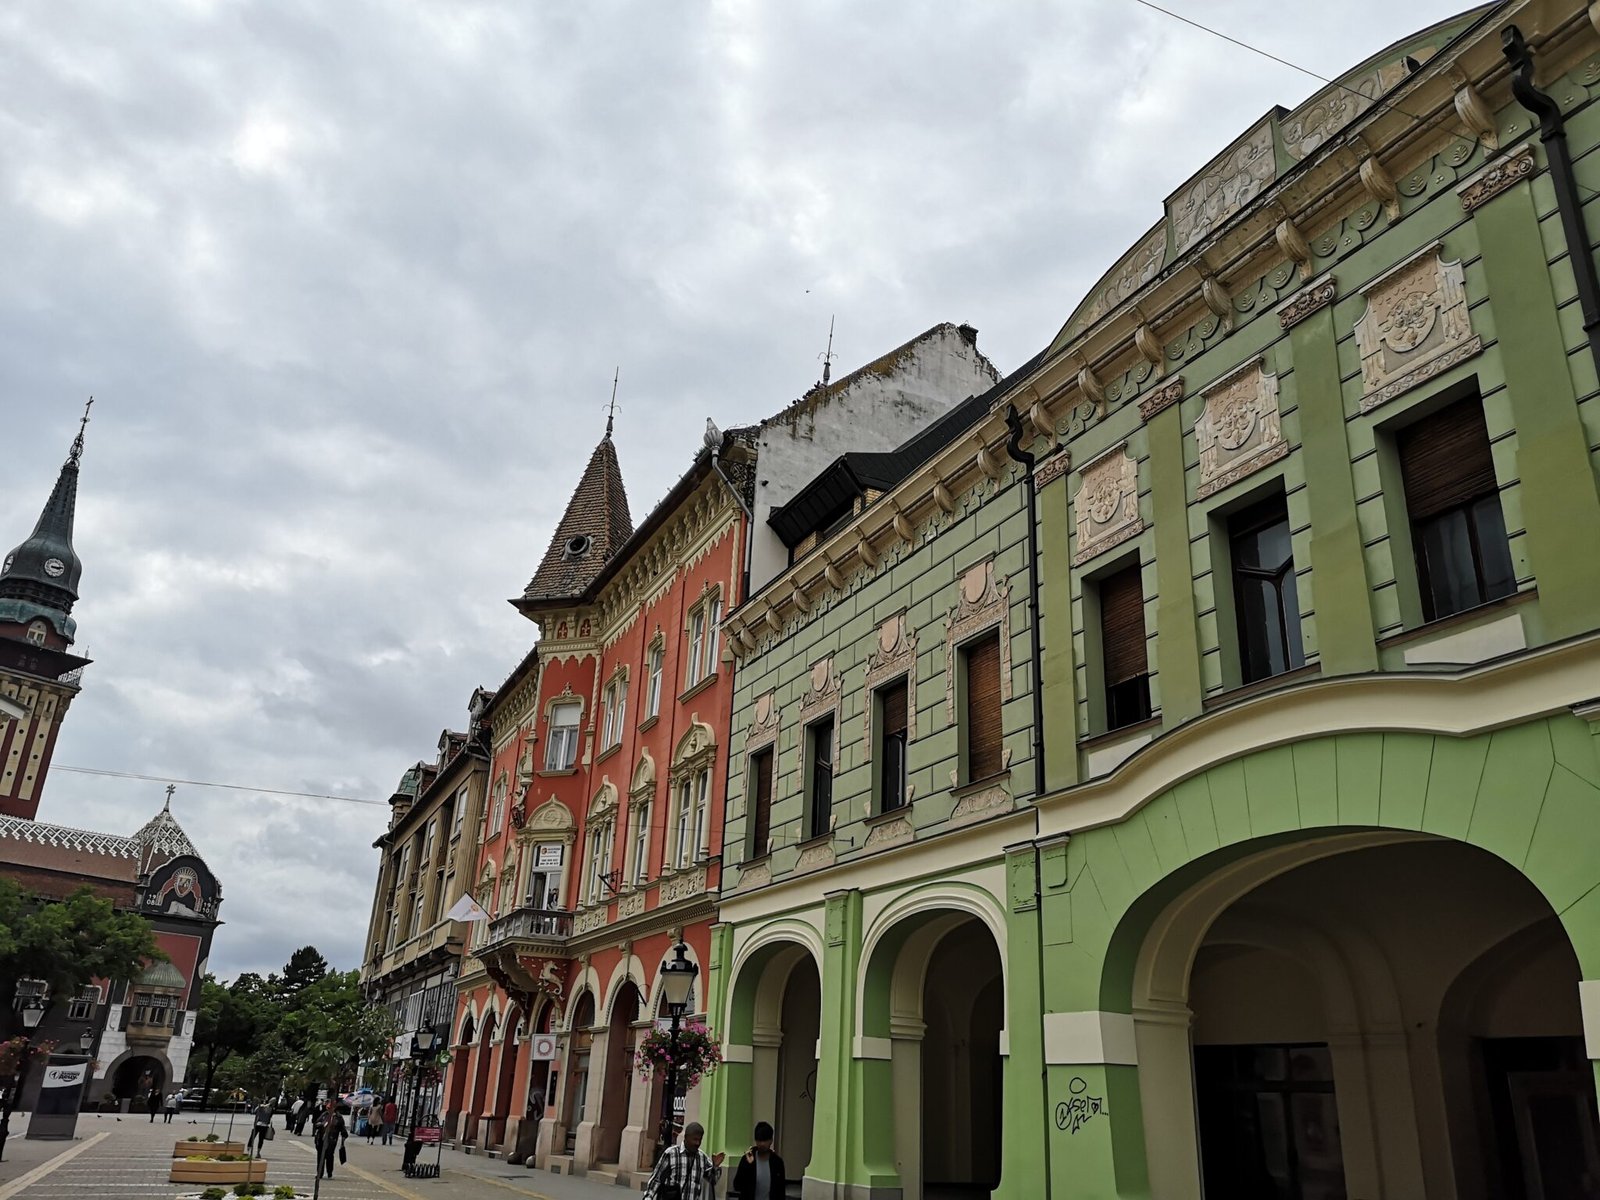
[605,368,620,439]
[164,783,175,811]
[820,316,836,389]
[68,397,93,468]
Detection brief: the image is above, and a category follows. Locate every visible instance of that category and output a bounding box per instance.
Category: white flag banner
[443,894,490,923]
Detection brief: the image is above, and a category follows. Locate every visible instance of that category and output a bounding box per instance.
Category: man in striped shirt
[644,1122,725,1200]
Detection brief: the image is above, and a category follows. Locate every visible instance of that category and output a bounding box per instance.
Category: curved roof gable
[1049,6,1494,357]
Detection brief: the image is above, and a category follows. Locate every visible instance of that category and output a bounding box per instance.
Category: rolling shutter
[880,678,908,740]
[965,632,1003,781]
[1100,565,1148,685]
[1398,399,1498,521]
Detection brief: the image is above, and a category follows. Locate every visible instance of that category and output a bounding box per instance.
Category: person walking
[246,1098,274,1156]
[147,1084,163,1123]
[288,1096,303,1133]
[313,1100,347,1179]
[729,1122,787,1200]
[381,1095,399,1146]
[162,1092,178,1124]
[643,1122,724,1200]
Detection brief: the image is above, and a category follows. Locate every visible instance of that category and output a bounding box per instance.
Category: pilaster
[1144,405,1204,727]
[1038,470,1081,789]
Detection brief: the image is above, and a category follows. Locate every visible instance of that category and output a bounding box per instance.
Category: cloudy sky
[1,0,1470,979]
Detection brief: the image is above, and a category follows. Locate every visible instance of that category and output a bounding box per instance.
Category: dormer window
[563,535,593,560]
[24,620,47,647]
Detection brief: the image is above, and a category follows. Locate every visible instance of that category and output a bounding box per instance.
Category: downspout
[1003,406,1048,800]
[1504,25,1600,379]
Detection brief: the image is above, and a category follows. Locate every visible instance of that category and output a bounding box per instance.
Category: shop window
[545,702,581,771]
[1229,496,1304,684]
[876,679,909,812]
[805,716,834,841]
[1098,564,1151,730]
[748,747,774,858]
[1195,1043,1344,1200]
[1397,397,1515,621]
[962,632,1003,782]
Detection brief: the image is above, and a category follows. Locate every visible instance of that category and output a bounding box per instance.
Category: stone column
[1130,1000,1198,1200]
[617,1018,656,1173]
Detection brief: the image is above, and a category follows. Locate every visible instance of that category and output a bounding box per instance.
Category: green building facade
[708,3,1600,1196]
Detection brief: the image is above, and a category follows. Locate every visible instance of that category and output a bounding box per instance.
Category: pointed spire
[0,404,91,642]
[517,426,633,607]
[605,368,620,439]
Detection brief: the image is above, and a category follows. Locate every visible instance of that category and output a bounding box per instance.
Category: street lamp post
[654,942,699,1164]
[0,996,48,1161]
[401,1027,437,1178]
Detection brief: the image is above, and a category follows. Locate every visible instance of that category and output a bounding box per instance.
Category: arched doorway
[466,1010,496,1145]
[112,1054,166,1105]
[563,992,596,1156]
[1129,833,1600,1199]
[446,1011,474,1137]
[858,905,1007,1200]
[489,1008,523,1149]
[597,981,642,1165]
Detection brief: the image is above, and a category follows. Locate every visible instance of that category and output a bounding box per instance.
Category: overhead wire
[51,763,385,807]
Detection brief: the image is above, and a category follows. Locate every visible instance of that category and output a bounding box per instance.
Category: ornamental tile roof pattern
[0,814,138,859]
[521,434,633,604]
[131,803,201,863]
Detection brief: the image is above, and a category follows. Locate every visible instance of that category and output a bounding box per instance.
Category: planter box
[172,1141,246,1158]
[169,1159,267,1185]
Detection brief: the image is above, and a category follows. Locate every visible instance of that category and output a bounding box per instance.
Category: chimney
[957,324,979,347]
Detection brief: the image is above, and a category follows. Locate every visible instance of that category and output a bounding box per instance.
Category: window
[631,803,651,884]
[1398,399,1515,621]
[602,676,627,750]
[1195,1044,1343,1200]
[686,610,706,689]
[692,769,709,863]
[748,748,774,858]
[67,985,101,1021]
[669,770,711,867]
[130,991,176,1027]
[12,979,48,1011]
[674,779,693,866]
[876,680,909,812]
[490,780,506,836]
[412,890,425,934]
[703,598,722,681]
[1228,496,1305,684]
[685,593,722,689]
[806,717,834,841]
[962,632,1003,782]
[422,819,437,868]
[545,702,581,771]
[1099,565,1152,730]
[646,643,664,717]
[453,787,468,837]
[25,620,47,647]
[584,822,614,905]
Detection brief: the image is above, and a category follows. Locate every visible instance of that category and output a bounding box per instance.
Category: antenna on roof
[605,368,620,438]
[819,316,836,388]
[68,397,94,467]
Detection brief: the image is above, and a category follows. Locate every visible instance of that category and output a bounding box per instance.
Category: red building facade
[446,422,754,1181]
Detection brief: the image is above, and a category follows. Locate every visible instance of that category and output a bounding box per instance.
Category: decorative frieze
[1072,445,1144,566]
[1457,144,1535,213]
[1277,276,1337,330]
[617,891,646,919]
[794,840,836,875]
[574,906,608,935]
[1354,243,1482,413]
[1195,360,1287,500]
[944,560,1014,721]
[862,815,914,852]
[949,783,1011,828]
[1034,448,1072,487]
[735,860,771,892]
[659,865,707,905]
[1169,117,1276,257]
[1138,377,1184,421]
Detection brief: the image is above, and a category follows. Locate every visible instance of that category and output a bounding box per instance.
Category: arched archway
[722,936,824,1176]
[857,906,1008,1200]
[111,1053,169,1107]
[466,1010,497,1146]
[562,992,596,1156]
[1120,833,1600,1199]
[597,981,643,1166]
[488,1007,523,1149]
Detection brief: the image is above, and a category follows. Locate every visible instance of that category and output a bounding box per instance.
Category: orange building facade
[445,423,754,1182]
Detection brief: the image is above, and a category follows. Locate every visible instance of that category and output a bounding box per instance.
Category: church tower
[0,406,93,820]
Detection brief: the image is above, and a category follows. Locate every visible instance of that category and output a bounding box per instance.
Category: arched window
[25,620,47,647]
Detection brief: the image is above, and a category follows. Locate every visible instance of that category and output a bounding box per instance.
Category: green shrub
[204,1134,221,1142]
[273,1187,296,1199]
[200,1189,226,1200]
[232,1185,265,1198]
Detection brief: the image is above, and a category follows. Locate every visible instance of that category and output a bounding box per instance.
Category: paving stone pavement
[0,1114,656,1200]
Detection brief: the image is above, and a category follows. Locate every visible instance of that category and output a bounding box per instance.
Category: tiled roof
[0,815,139,859]
[130,805,200,862]
[521,436,633,603]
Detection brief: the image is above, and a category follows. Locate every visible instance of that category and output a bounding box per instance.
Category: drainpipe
[1504,25,1600,380]
[1003,406,1048,801]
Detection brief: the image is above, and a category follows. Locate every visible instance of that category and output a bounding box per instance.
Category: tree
[279,947,329,1000]
[281,971,397,1093]
[0,880,161,1035]
[191,974,273,1102]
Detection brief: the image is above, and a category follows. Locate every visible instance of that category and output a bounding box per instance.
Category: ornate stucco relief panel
[1169,117,1277,258]
[1354,243,1482,413]
[1194,359,1288,500]
[863,613,918,760]
[744,690,780,754]
[943,560,1013,723]
[1072,445,1144,567]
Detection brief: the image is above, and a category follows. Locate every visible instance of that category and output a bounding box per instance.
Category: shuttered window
[963,632,1003,782]
[749,748,773,858]
[807,716,834,840]
[878,679,909,812]
[1397,398,1515,621]
[1100,565,1152,729]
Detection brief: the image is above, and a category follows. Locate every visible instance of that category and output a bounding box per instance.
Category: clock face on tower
[43,558,65,578]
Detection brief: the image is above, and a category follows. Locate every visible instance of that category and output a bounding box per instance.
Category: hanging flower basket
[0,1037,55,1076]
[633,1023,722,1092]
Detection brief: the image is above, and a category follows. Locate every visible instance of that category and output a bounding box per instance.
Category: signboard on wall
[534,844,563,869]
[528,1034,558,1061]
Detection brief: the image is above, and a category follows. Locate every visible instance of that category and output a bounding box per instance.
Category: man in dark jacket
[730,1122,786,1200]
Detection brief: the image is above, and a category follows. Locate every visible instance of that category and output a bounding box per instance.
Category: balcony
[478,906,571,957]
